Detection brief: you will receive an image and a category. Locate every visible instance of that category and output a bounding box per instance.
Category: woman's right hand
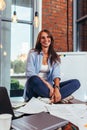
[39,76,54,97]
[49,86,54,97]
[45,82,54,97]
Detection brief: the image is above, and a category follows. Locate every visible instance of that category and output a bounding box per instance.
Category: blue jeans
[25,76,80,101]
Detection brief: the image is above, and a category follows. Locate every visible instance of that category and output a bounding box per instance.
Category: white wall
[58,52,87,101]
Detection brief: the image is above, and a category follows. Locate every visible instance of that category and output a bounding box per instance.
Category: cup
[0,114,12,130]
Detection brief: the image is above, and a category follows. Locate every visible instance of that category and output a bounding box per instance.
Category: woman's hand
[50,88,61,103]
[39,76,54,97]
[54,88,61,103]
[47,83,54,97]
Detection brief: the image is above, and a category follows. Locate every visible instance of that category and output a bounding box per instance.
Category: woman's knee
[72,79,80,89]
[25,76,39,90]
[29,76,41,84]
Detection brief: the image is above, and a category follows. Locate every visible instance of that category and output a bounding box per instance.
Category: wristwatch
[54,85,60,90]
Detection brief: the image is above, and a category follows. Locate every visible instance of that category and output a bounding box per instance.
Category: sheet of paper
[15,97,49,114]
[46,104,87,130]
[11,101,26,109]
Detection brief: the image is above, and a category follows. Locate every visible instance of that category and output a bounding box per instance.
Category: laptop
[0,87,24,119]
[12,112,69,130]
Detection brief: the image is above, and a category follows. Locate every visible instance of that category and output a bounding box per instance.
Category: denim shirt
[26,50,61,85]
[23,50,61,100]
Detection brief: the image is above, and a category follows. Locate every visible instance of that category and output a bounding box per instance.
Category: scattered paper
[15,97,49,114]
[46,104,87,130]
[15,97,87,130]
[11,101,26,109]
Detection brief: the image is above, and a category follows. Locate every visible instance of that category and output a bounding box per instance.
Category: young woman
[23,29,80,103]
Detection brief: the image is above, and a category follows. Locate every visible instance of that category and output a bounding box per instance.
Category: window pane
[10,7,33,95]
[78,21,87,51]
[77,0,87,51]
[10,22,33,93]
[11,5,33,21]
[77,0,87,18]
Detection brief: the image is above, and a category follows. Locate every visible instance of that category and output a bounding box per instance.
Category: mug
[0,114,12,130]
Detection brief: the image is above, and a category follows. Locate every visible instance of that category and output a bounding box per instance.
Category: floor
[10,96,24,102]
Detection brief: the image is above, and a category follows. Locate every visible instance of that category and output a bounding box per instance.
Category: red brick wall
[42,0,73,52]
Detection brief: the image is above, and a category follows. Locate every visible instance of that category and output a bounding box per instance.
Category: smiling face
[40,32,51,48]
[35,29,54,53]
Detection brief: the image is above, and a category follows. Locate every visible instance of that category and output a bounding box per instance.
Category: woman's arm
[26,50,37,77]
[39,77,54,97]
[50,61,61,103]
[53,77,61,103]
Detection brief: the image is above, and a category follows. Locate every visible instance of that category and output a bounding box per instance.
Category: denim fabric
[24,76,80,101]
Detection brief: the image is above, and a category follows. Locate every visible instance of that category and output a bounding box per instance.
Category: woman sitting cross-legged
[23,29,80,103]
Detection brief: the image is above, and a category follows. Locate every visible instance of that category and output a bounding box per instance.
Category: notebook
[0,87,24,119]
[12,112,69,130]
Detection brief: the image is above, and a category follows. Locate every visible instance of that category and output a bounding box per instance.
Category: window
[0,0,42,96]
[74,0,87,51]
[0,0,34,96]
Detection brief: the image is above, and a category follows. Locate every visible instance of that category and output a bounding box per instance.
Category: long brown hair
[35,29,60,65]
